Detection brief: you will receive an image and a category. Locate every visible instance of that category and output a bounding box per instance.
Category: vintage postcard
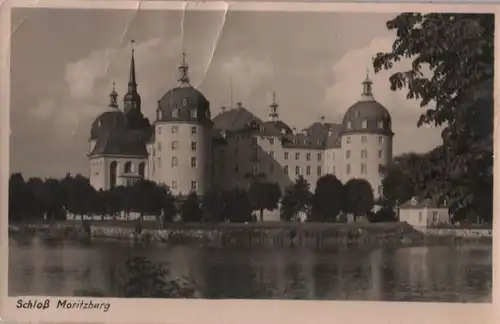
[0,0,497,323]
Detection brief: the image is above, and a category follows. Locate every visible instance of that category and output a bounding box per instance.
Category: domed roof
[156,86,211,123]
[89,110,126,140]
[341,77,392,135]
[155,53,211,124]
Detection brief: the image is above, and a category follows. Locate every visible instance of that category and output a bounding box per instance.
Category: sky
[9,8,443,179]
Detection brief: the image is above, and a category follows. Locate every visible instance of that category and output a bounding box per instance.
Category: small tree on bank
[343,179,374,221]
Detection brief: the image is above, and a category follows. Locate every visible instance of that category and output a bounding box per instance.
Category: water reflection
[8,238,492,302]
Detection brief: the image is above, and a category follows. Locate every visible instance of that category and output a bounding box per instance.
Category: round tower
[339,73,393,198]
[153,53,212,197]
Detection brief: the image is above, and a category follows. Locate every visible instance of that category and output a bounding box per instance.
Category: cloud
[325,37,443,155]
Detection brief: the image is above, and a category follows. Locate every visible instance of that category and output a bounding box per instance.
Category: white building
[398,196,451,228]
[88,48,394,199]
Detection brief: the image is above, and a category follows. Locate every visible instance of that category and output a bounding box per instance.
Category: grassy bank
[9,220,493,248]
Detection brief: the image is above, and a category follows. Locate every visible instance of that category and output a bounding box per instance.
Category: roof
[156,86,211,124]
[89,127,149,158]
[89,110,127,140]
[342,99,392,135]
[212,105,262,131]
[399,196,449,209]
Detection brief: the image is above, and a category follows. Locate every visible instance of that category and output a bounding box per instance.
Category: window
[182,98,188,106]
[270,151,275,159]
[347,121,352,129]
[171,181,178,189]
[361,149,367,158]
[124,161,132,173]
[252,147,258,159]
[190,109,197,118]
[138,163,145,178]
[269,138,275,145]
[362,120,367,129]
[295,152,300,160]
[191,157,197,167]
[306,153,311,161]
[157,126,162,134]
[158,157,162,168]
[234,164,239,173]
[270,164,275,173]
[418,211,423,223]
[361,136,367,143]
[191,126,197,134]
[171,126,178,133]
[172,109,179,118]
[378,150,383,158]
[306,166,311,175]
[379,136,383,144]
[191,141,197,151]
[378,121,384,128]
[346,164,351,174]
[284,152,289,160]
[346,150,351,159]
[284,165,289,174]
[191,181,197,191]
[295,166,300,175]
[317,153,322,161]
[157,142,162,151]
[361,163,367,174]
[252,163,259,174]
[317,166,322,176]
[171,141,178,150]
[346,136,351,144]
[171,157,178,167]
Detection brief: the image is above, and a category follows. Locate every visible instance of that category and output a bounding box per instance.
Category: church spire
[361,69,374,100]
[269,92,279,121]
[123,40,142,114]
[108,80,119,109]
[128,40,137,91]
[177,52,190,86]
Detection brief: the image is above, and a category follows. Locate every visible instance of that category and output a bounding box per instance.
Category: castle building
[88,46,394,199]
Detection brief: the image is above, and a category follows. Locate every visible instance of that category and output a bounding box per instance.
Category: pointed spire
[361,69,374,100]
[128,40,137,89]
[108,80,119,109]
[269,92,279,121]
[123,39,142,114]
[177,52,190,86]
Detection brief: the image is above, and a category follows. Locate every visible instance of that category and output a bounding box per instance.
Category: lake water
[8,236,492,302]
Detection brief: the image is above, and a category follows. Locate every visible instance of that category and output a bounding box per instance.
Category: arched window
[138,162,146,178]
[124,161,132,173]
[109,161,117,188]
[172,108,179,118]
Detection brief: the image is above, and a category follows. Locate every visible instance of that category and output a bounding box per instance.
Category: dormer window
[172,108,179,118]
[411,197,418,206]
[190,109,197,118]
[377,120,384,128]
[355,111,360,118]
[347,121,352,129]
[362,120,368,129]
[182,98,188,106]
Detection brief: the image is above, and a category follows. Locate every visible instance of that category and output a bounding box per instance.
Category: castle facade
[88,48,394,198]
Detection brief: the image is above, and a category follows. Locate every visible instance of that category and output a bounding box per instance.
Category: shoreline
[8,221,492,248]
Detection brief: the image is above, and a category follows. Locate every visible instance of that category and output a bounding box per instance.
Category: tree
[9,173,29,222]
[373,13,494,222]
[280,176,312,222]
[343,179,374,220]
[310,174,344,222]
[180,191,203,222]
[223,188,254,223]
[248,180,282,222]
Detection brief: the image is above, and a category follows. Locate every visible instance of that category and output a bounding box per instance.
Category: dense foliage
[373,13,493,222]
[9,172,390,224]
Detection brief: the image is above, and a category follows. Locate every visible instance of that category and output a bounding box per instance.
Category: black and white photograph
[5,1,493,307]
